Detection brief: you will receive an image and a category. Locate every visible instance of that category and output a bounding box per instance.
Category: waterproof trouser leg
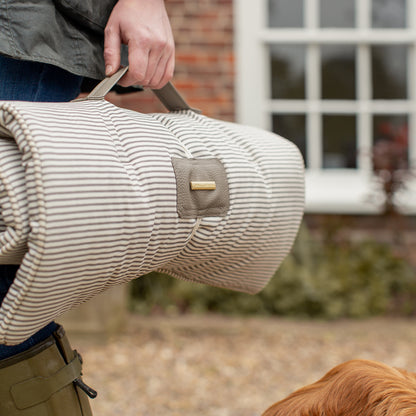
[0,325,96,415]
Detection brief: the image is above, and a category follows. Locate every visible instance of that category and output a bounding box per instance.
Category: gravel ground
[69,314,416,416]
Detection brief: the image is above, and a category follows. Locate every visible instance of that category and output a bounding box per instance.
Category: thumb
[104,24,121,76]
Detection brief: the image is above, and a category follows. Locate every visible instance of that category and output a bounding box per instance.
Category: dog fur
[262,359,416,416]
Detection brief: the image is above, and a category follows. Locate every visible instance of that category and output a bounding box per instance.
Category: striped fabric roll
[0,98,304,345]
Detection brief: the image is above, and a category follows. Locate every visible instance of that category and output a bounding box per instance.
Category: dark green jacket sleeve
[0,0,121,79]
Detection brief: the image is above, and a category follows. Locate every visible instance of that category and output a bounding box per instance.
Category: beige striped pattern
[0,99,304,345]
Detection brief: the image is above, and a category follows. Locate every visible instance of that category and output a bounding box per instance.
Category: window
[235,0,416,213]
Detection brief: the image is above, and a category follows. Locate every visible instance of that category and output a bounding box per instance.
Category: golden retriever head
[262,359,416,416]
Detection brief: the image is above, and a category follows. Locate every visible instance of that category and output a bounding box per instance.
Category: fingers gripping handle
[87,67,199,113]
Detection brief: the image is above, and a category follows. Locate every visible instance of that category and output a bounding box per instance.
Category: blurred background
[104,0,416,321]
[63,1,416,415]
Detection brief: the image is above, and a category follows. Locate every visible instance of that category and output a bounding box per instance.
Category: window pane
[372,45,407,99]
[320,0,355,28]
[272,114,307,166]
[323,115,357,169]
[270,45,306,99]
[372,0,407,28]
[321,45,356,100]
[268,0,304,28]
[373,115,408,164]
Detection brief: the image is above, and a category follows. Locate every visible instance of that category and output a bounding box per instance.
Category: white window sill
[305,170,416,215]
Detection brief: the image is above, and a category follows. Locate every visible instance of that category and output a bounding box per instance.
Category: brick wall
[109,0,236,121]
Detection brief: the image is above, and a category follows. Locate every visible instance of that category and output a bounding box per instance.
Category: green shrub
[129,224,416,318]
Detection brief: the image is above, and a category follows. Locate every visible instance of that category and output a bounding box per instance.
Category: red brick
[108,0,236,121]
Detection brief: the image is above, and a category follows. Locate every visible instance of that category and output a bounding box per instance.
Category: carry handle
[87,66,199,113]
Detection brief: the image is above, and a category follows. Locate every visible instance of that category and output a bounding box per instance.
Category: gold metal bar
[190,181,216,191]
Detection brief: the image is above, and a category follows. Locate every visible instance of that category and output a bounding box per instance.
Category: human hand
[104,0,175,89]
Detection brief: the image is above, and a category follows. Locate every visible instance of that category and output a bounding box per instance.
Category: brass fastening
[190,181,217,191]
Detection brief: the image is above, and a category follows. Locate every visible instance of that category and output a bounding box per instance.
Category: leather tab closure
[171,157,229,219]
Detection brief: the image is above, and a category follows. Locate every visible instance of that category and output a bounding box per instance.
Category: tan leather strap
[152,82,199,112]
[86,66,200,113]
[87,66,129,98]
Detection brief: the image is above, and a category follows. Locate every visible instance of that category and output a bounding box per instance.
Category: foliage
[129,224,416,319]
[372,120,412,215]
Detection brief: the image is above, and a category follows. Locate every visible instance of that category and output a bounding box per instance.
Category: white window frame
[235,0,416,214]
